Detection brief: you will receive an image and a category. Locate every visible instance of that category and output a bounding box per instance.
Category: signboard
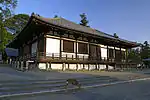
[5,48,18,57]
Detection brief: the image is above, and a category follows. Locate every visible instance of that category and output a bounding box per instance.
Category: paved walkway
[8,78,150,100]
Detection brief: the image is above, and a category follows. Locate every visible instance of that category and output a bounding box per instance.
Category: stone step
[0,79,121,97]
[0,76,115,87]
[0,76,112,83]
[0,78,120,93]
[0,76,121,97]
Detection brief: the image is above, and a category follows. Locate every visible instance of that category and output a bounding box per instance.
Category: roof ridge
[59,17,94,30]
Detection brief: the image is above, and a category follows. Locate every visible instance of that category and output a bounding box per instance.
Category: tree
[0,0,17,20]
[141,41,150,59]
[79,13,89,27]
[127,48,141,63]
[54,15,58,18]
[4,14,29,34]
[0,0,18,61]
[113,33,119,38]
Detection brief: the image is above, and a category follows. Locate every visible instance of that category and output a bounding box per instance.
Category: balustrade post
[52,53,54,59]
[104,57,106,61]
[71,55,73,60]
[66,54,67,60]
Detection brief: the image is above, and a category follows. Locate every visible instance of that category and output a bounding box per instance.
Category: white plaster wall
[84,64,89,70]
[101,48,107,58]
[51,64,62,70]
[31,41,37,54]
[65,64,69,69]
[46,38,60,57]
[77,64,84,70]
[89,64,96,70]
[108,65,114,69]
[99,65,107,69]
[69,64,77,70]
[38,63,46,69]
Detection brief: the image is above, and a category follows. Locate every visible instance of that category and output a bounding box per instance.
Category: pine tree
[113,33,119,38]
[79,13,89,27]
[54,15,58,18]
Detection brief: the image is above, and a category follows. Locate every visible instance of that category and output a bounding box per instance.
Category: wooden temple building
[6,13,139,71]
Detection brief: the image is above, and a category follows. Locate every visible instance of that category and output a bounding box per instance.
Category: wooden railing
[18,52,136,64]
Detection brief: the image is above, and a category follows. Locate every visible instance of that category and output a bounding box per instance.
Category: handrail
[16,52,139,64]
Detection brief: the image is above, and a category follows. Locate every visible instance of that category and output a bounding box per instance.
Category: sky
[14,0,150,43]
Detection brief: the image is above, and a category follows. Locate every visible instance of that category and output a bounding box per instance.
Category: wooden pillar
[59,35,62,59]
[37,35,40,57]
[120,47,122,61]
[96,45,98,60]
[68,63,70,70]
[99,46,101,61]
[46,62,48,70]
[114,47,116,60]
[88,43,90,60]
[88,64,90,71]
[125,48,128,68]
[62,63,66,71]
[107,46,109,61]
[120,47,122,69]
[49,62,51,70]
[44,35,46,58]
[75,39,78,60]
[106,46,109,70]
[76,63,78,71]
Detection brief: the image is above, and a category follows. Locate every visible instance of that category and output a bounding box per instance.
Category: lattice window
[63,40,74,53]
[78,42,88,54]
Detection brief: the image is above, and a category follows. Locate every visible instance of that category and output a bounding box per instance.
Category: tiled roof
[6,13,139,47]
[33,14,138,45]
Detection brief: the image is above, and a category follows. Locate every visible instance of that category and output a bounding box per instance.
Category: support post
[59,35,62,59]
[46,62,48,70]
[75,39,77,60]
[88,64,90,71]
[62,63,66,71]
[49,62,51,70]
[76,63,78,71]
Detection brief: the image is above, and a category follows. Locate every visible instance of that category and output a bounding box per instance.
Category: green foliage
[0,0,17,20]
[140,41,150,59]
[54,15,58,18]
[127,41,150,67]
[4,14,29,34]
[79,13,89,27]
[113,33,119,38]
[0,0,17,61]
[127,48,141,63]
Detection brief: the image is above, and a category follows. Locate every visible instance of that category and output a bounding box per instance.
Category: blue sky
[15,0,150,43]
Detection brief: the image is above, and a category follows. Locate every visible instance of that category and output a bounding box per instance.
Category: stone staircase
[0,76,122,97]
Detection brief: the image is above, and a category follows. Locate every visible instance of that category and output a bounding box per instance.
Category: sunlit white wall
[46,38,60,56]
[101,48,107,58]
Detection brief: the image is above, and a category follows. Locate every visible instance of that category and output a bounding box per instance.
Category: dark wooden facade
[7,13,139,70]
